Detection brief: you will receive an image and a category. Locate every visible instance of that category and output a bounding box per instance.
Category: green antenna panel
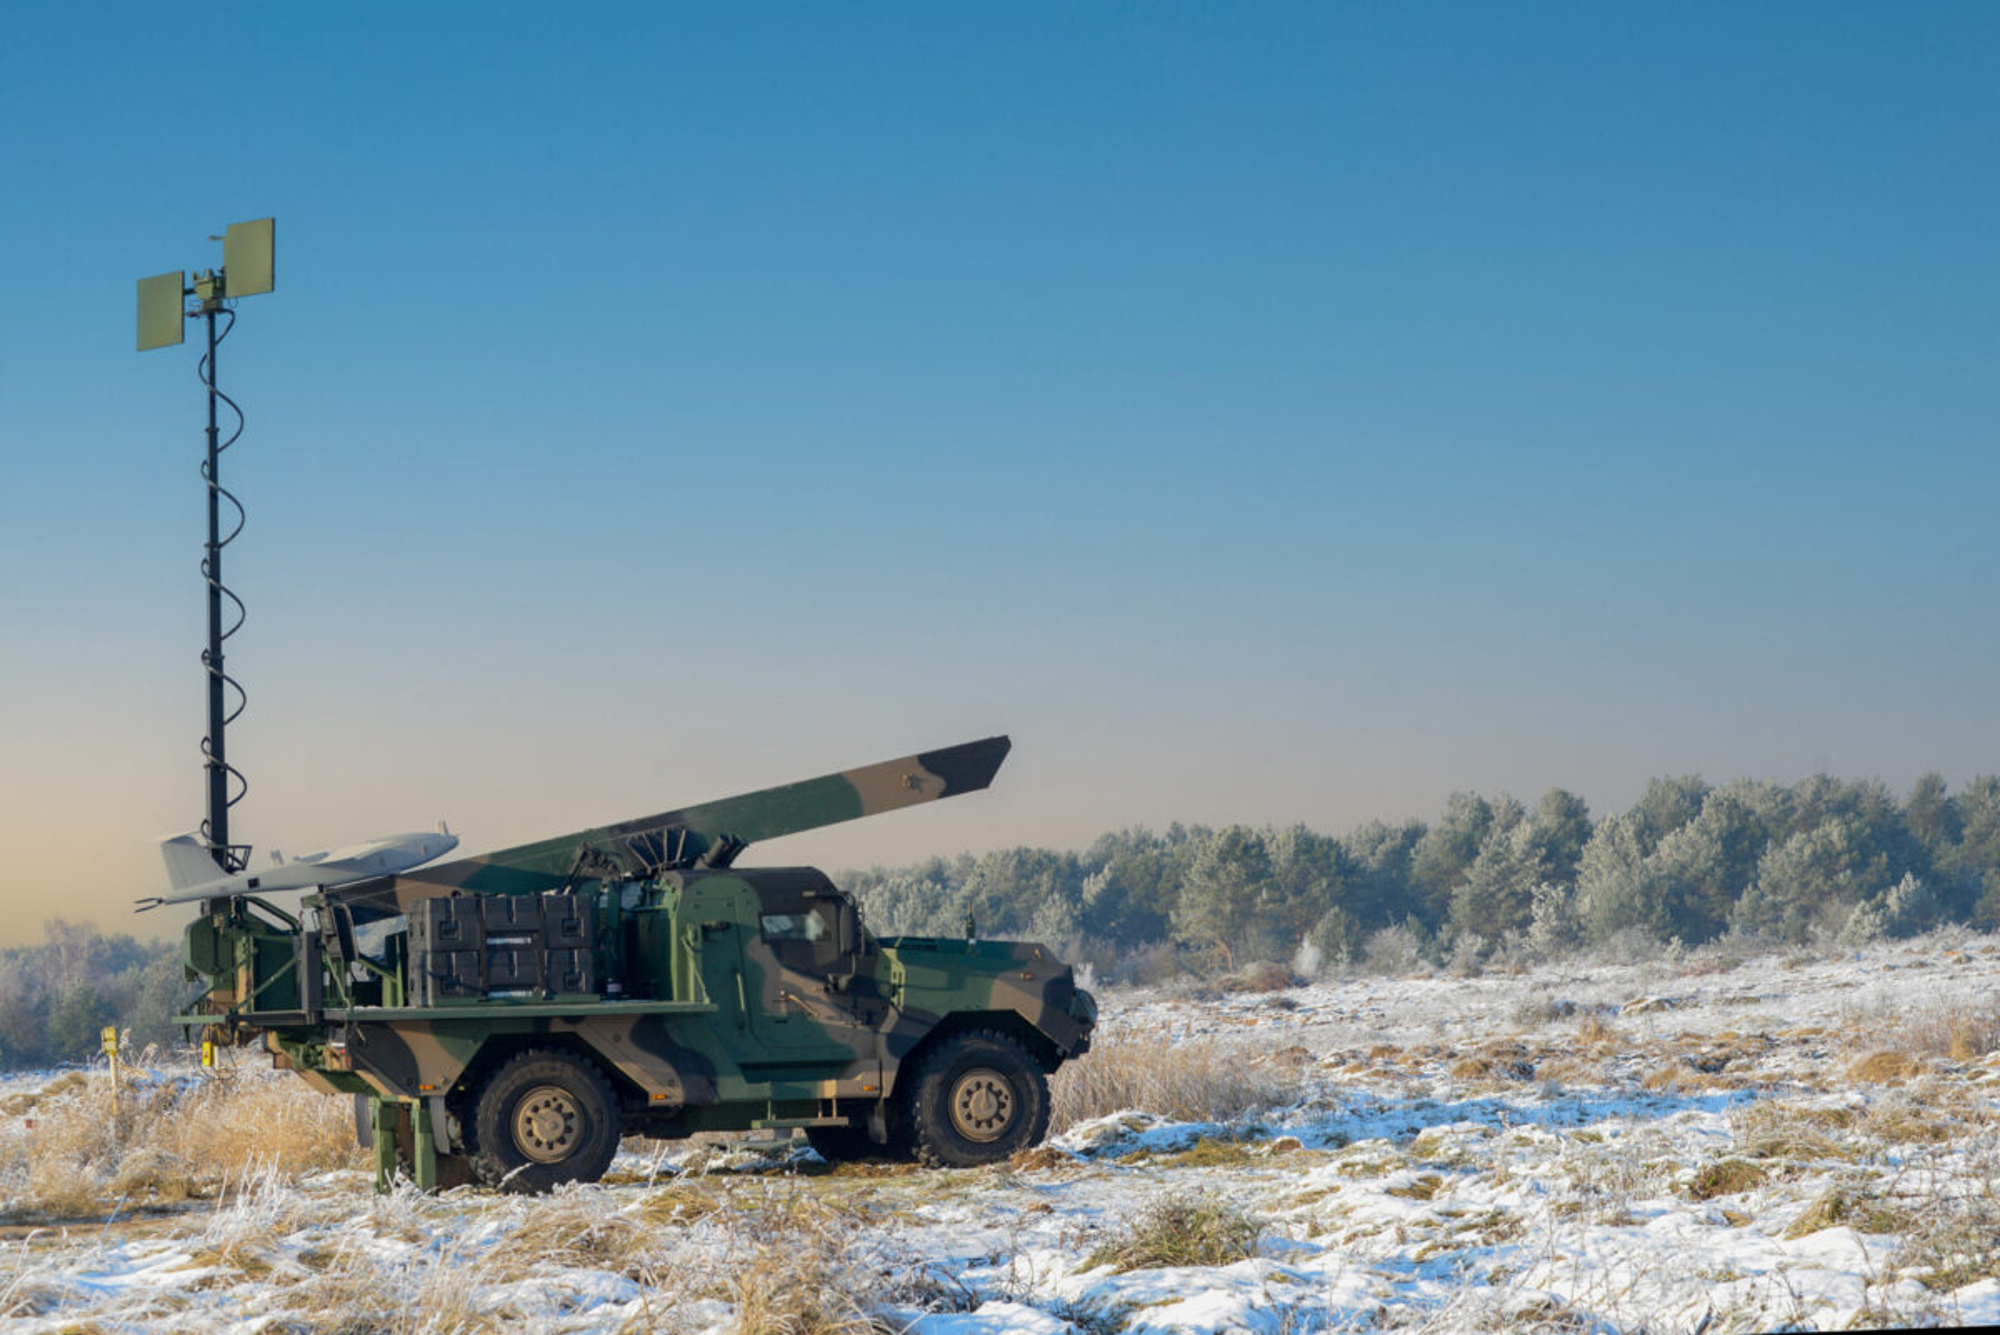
[136,271,185,351]
[223,218,274,297]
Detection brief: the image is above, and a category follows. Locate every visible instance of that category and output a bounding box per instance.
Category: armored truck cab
[175,737,1096,1192]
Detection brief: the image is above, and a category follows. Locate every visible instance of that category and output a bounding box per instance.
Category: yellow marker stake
[102,1025,121,1109]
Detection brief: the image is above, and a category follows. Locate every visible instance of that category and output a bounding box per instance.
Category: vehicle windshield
[760,910,830,942]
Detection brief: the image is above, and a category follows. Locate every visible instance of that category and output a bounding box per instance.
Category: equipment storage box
[482,895,543,938]
[483,943,543,994]
[417,950,485,1004]
[536,894,597,995]
[410,896,479,952]
[409,893,597,1004]
[544,948,593,994]
[410,898,485,1004]
[542,896,591,949]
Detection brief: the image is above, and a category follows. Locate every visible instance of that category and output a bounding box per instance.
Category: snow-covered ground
[4,932,1999,1333]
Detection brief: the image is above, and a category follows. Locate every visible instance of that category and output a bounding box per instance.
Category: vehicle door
[741,886,870,1066]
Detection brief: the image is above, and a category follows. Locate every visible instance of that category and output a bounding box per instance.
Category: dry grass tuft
[1840,992,2000,1064]
[273,1180,907,1334]
[1684,1159,1768,1200]
[482,1186,657,1282]
[1533,1055,1600,1086]
[1847,1051,1928,1083]
[636,1179,728,1227]
[0,1070,87,1116]
[723,1191,896,1335]
[1219,961,1299,994]
[1456,1055,1528,1087]
[1085,1191,1260,1272]
[1386,1173,1445,1201]
[1639,1061,1722,1093]
[1856,1084,1987,1146]
[1575,1015,1621,1049]
[2,1065,360,1220]
[1006,1145,1072,1172]
[1637,1065,1683,1093]
[1049,1033,1302,1133]
[1896,1186,2000,1293]
[1889,997,2000,1062]
[1731,1100,1857,1164]
[1782,1185,1912,1240]
[1159,1136,1260,1169]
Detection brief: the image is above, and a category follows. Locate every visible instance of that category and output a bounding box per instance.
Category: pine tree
[1171,826,1274,968]
[1410,793,1493,928]
[1734,818,1890,943]
[1576,813,1670,940]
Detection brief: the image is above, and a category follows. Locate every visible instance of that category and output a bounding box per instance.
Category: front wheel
[467,1049,621,1193]
[903,1030,1050,1167]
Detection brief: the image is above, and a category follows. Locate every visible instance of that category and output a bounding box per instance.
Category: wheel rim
[948,1067,1016,1142]
[512,1084,583,1163]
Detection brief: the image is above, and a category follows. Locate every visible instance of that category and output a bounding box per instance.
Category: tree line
[0,921,182,1068]
[842,772,2000,978]
[4,770,1997,1065]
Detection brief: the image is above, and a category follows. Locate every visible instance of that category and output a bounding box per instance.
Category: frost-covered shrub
[1837,899,1888,947]
[1509,990,1578,1028]
[1446,932,1489,977]
[1104,940,1188,987]
[1589,925,1662,966]
[1361,923,1426,976]
[1881,873,1941,939]
[1303,905,1363,971]
[1525,880,1582,959]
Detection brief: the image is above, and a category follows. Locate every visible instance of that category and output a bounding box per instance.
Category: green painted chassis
[178,890,1092,1192]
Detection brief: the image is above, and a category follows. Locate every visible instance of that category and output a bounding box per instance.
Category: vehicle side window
[760,911,828,943]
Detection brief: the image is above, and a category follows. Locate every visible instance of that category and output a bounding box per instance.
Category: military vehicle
[173,735,1096,1192]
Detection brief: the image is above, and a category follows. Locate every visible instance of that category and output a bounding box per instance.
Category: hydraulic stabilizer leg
[370,1098,398,1193]
[412,1098,438,1193]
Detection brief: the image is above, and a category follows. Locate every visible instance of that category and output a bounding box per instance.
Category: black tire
[804,1124,877,1163]
[466,1049,621,1193]
[902,1029,1050,1168]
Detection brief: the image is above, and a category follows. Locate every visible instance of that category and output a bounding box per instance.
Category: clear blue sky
[2,3,1995,941]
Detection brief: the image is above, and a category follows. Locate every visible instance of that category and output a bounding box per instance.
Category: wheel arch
[446,1031,643,1119]
[887,1010,1064,1101]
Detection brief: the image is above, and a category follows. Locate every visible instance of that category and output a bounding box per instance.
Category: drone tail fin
[160,834,223,892]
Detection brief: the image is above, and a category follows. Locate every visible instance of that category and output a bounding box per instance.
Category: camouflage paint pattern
[173,736,1097,1184]
[326,737,1011,919]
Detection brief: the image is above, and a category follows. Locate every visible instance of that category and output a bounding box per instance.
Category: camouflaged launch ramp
[174,735,1096,1193]
[325,735,1013,917]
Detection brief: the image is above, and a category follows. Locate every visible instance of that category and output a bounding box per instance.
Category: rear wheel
[903,1030,1050,1167]
[466,1049,620,1192]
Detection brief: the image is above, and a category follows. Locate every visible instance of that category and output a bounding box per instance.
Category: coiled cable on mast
[198,307,249,865]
